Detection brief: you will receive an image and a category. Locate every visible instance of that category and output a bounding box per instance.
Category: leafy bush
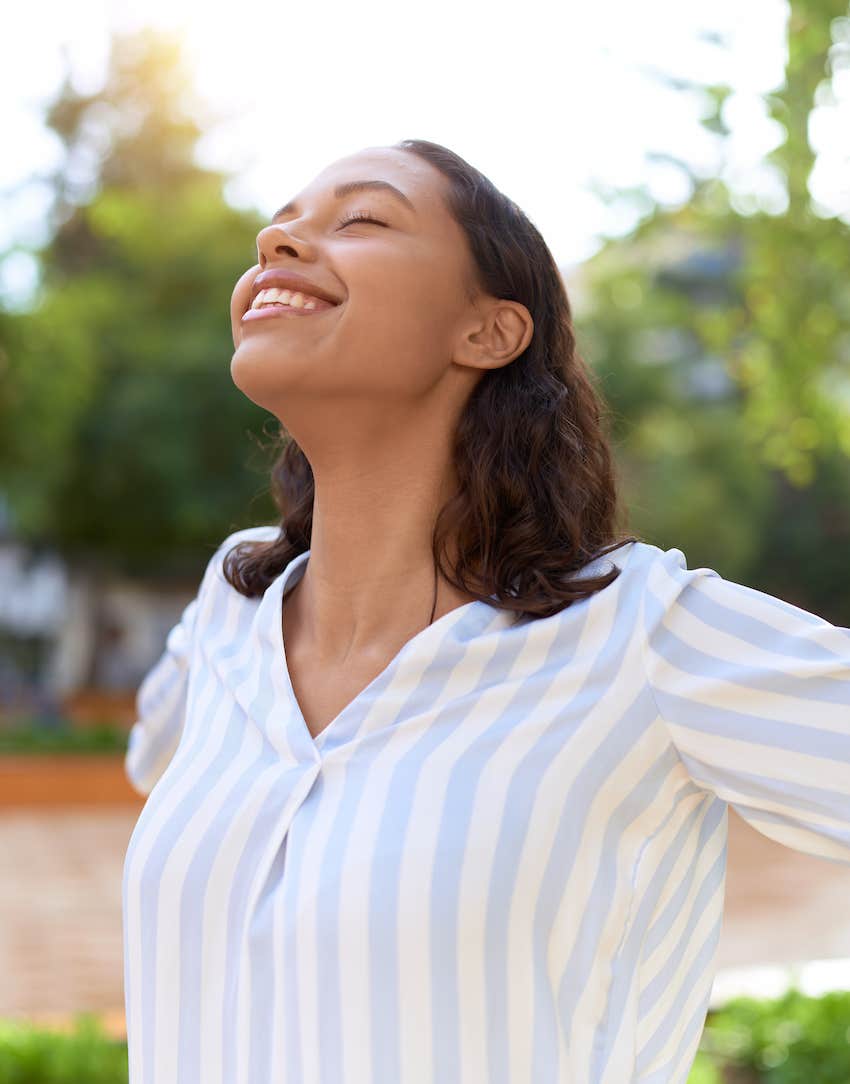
[0,1014,127,1084]
[692,988,850,1083]
[687,1048,725,1083]
[0,721,128,755]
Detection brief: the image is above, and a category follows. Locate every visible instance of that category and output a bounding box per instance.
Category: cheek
[230,265,260,348]
[340,268,457,384]
[338,301,451,395]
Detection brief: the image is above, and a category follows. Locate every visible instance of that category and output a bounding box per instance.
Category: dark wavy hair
[222,138,643,621]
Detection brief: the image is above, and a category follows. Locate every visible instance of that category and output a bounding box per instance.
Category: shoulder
[576,538,666,585]
[200,523,282,594]
[214,522,281,557]
[631,541,724,604]
[578,540,721,613]
[600,539,717,583]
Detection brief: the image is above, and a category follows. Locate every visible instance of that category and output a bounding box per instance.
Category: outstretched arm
[642,547,850,867]
[124,585,203,797]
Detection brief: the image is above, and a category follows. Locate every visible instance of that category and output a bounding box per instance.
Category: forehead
[295,147,449,215]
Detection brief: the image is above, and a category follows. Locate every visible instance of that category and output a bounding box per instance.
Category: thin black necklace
[286,558,439,626]
[428,558,438,626]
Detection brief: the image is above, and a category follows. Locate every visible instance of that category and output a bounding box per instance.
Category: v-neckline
[272,550,487,754]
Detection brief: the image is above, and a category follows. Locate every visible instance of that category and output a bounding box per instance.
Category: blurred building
[566,227,744,403]
[0,497,193,715]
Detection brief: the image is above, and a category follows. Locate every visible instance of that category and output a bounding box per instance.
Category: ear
[453,298,534,372]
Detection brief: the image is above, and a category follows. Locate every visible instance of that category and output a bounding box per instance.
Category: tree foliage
[1,9,848,615]
[575,0,850,618]
[0,29,275,576]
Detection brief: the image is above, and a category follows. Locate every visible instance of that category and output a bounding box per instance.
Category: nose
[256,222,306,269]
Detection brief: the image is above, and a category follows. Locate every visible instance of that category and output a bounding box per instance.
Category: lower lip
[241,303,337,322]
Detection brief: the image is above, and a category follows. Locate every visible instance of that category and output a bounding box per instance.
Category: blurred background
[1,0,849,1080]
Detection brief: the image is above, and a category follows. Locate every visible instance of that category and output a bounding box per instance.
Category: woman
[122,138,850,1084]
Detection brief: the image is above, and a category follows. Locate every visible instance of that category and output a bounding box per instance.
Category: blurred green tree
[575,0,850,619]
[0,28,275,577]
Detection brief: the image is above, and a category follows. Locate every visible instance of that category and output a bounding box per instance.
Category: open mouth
[242,286,341,323]
[242,304,337,322]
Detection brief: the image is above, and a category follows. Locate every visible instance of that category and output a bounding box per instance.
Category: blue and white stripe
[122,525,850,1084]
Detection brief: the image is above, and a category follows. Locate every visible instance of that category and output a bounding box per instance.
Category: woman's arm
[124,574,207,797]
[124,524,278,796]
[641,546,850,866]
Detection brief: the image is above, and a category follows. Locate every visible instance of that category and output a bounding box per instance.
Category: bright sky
[2,0,849,307]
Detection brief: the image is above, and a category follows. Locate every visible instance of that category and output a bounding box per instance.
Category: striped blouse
[122,524,850,1084]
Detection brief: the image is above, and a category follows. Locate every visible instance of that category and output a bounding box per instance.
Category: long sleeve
[124,588,202,797]
[641,546,850,867]
[124,523,280,796]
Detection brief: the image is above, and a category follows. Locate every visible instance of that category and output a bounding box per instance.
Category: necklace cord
[428,557,438,626]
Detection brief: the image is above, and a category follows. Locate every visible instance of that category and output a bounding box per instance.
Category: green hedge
[695,988,850,1083]
[1,988,849,1082]
[0,1015,127,1084]
[0,721,128,755]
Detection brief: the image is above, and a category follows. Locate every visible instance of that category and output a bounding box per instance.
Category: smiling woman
[122,137,850,1084]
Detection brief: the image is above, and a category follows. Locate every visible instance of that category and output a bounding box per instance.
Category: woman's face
[229,146,486,419]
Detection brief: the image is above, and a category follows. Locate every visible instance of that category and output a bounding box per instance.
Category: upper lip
[248,269,343,309]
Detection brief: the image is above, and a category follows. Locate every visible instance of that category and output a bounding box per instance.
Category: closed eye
[335,211,389,229]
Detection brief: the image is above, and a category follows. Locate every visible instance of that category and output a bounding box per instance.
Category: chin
[231,348,278,401]
[230,345,314,407]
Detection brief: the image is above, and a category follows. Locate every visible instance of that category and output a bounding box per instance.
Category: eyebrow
[271,180,416,222]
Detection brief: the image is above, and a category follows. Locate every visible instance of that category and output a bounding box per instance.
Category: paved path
[0,807,134,1035]
[2,806,849,1037]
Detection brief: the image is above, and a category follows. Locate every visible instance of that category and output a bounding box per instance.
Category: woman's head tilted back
[226,139,640,620]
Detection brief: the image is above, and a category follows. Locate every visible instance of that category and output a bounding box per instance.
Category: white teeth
[252,286,325,310]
